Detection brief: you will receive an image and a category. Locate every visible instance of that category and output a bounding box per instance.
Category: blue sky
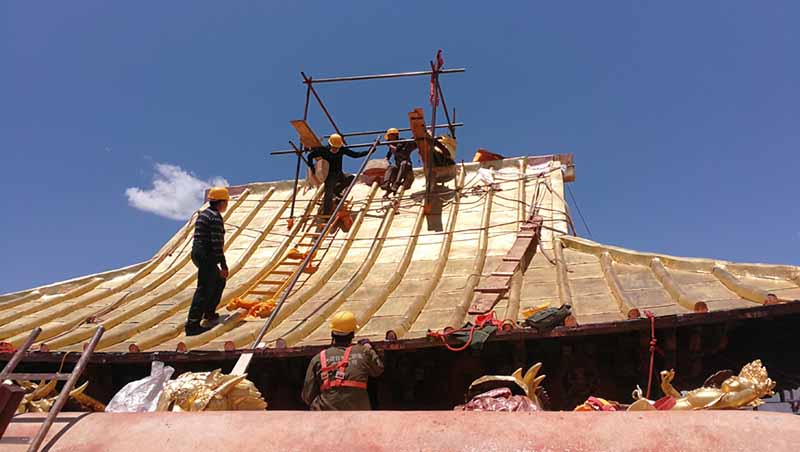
[1,1,798,293]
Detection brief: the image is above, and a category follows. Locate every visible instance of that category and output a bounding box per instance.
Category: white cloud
[125,163,228,220]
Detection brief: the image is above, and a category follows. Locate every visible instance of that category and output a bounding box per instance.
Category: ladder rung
[271,270,295,275]
[2,372,71,381]
[257,280,283,285]
[247,290,275,296]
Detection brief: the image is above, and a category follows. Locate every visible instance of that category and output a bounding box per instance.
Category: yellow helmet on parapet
[330,311,358,335]
[384,127,400,140]
[328,133,344,148]
[207,187,230,201]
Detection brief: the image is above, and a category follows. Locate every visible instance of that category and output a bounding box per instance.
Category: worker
[185,186,229,336]
[306,134,369,216]
[301,311,384,410]
[382,127,418,196]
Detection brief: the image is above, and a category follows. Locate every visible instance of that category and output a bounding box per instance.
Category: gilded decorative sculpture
[3,379,105,414]
[155,369,267,412]
[628,359,775,411]
[456,363,547,411]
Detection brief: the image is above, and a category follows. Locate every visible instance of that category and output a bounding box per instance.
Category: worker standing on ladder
[382,127,418,197]
[306,133,368,216]
[185,187,229,336]
[301,311,384,410]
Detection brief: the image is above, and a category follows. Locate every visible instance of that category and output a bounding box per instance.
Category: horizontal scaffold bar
[303,68,465,84]
[323,123,463,139]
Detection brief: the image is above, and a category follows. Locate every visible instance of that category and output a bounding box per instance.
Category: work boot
[200,312,220,328]
[204,312,220,322]
[185,321,211,337]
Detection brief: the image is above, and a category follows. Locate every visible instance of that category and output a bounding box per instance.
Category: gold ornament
[155,369,267,412]
[3,379,104,414]
[466,362,547,408]
[628,359,776,411]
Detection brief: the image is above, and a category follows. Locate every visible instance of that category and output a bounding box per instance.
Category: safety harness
[319,346,367,391]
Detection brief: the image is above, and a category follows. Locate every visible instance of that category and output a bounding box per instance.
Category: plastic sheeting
[455,388,540,412]
[105,361,174,413]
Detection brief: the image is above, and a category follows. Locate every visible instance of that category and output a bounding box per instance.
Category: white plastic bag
[105,361,175,412]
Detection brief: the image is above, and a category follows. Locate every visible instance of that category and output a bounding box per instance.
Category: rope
[645,310,657,399]
[428,326,477,352]
[567,185,593,238]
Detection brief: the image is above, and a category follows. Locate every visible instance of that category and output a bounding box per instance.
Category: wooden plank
[0,384,25,439]
[290,120,323,148]
[469,217,543,315]
[3,372,71,381]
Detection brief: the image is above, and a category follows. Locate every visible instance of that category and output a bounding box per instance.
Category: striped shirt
[192,207,227,269]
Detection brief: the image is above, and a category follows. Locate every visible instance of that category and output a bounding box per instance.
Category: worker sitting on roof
[432,135,456,167]
[186,187,229,337]
[306,133,369,217]
[382,127,418,196]
[301,311,384,410]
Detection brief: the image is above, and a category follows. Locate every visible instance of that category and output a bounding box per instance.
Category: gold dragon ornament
[628,359,776,411]
[3,380,105,414]
[155,369,267,412]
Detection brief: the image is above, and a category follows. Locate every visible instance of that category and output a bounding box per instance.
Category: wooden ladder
[0,326,104,451]
[231,212,340,316]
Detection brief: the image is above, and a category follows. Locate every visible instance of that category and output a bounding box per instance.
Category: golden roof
[1,155,798,353]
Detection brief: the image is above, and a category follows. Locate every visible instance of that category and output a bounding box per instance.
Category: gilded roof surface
[1,156,798,353]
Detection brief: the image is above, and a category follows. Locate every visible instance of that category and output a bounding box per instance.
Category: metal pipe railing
[322,122,463,139]
[248,136,382,350]
[271,138,416,155]
[303,68,465,84]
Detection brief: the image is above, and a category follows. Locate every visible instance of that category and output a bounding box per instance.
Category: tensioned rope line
[567,185,593,238]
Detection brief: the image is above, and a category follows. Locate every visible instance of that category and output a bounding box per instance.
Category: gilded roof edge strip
[395,168,466,336]
[503,271,524,324]
[553,238,574,314]
[124,186,319,351]
[0,277,104,339]
[517,158,527,230]
[0,261,147,302]
[600,252,641,319]
[447,189,493,327]
[216,184,378,350]
[562,236,800,281]
[650,258,708,313]
[356,203,426,335]
[0,291,42,313]
[0,191,251,346]
[504,159,529,324]
[37,190,254,349]
[711,266,770,305]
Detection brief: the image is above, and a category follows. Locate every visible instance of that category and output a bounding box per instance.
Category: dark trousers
[187,251,226,324]
[321,174,354,216]
[382,160,414,192]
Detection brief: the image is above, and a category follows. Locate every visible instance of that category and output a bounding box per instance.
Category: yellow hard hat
[384,127,400,140]
[207,186,230,201]
[328,133,344,148]
[330,311,358,335]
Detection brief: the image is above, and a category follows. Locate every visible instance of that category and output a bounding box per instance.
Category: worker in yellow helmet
[301,311,384,410]
[186,187,230,336]
[382,127,418,197]
[306,134,369,216]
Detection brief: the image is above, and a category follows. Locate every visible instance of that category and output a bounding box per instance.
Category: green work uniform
[301,344,384,410]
